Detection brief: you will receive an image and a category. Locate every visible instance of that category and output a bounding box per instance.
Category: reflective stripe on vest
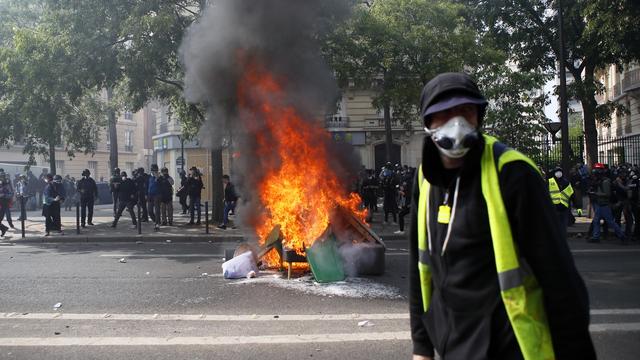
[416,135,555,360]
[548,178,573,208]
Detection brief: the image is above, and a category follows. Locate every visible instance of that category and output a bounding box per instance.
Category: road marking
[99,254,222,258]
[589,322,640,332]
[591,309,640,315]
[0,332,412,347]
[0,313,411,322]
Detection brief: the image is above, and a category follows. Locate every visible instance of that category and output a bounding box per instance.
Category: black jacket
[186,177,204,197]
[117,178,137,203]
[76,177,98,200]
[224,182,238,202]
[409,136,595,359]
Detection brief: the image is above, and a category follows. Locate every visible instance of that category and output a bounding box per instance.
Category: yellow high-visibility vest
[417,134,555,360]
[549,177,574,208]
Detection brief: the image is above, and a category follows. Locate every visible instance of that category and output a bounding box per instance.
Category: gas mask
[554,171,563,179]
[424,116,479,159]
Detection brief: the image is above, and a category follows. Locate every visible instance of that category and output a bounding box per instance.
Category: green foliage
[0,26,106,165]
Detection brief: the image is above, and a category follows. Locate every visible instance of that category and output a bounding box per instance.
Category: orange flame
[237,58,367,263]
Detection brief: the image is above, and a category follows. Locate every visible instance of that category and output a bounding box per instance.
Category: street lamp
[543,122,562,143]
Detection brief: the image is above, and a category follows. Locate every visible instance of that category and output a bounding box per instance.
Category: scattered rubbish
[208,240,213,243]
[65,325,69,329]
[273,315,279,319]
[222,251,258,279]
[166,240,172,243]
[119,258,127,263]
[201,273,209,277]
[54,332,61,335]
[246,270,257,279]
[53,303,62,310]
[150,249,156,252]
[251,314,258,319]
[145,272,150,275]
[358,320,375,328]
[22,313,28,316]
[103,314,111,318]
[153,314,159,319]
[136,241,143,244]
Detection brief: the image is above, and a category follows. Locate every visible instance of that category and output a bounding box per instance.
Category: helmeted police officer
[109,167,121,216]
[76,169,98,227]
[112,171,137,228]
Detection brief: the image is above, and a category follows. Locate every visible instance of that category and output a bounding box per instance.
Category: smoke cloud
[180,0,360,231]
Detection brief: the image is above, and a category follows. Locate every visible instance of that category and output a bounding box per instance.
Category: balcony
[622,68,640,92]
[124,145,133,152]
[325,116,349,128]
[157,123,169,134]
[363,118,404,129]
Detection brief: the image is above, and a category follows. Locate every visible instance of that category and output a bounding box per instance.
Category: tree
[0,27,105,173]
[323,0,499,162]
[460,0,640,165]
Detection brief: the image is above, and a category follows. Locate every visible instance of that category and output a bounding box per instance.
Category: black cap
[150,164,159,172]
[420,72,487,124]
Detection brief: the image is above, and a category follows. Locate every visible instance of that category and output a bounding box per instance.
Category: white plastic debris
[246,271,256,279]
[165,240,172,243]
[152,314,159,319]
[53,303,62,310]
[201,273,208,277]
[119,258,127,263]
[222,251,258,279]
[358,320,375,328]
[150,249,155,252]
[136,241,143,244]
[145,272,150,275]
[103,314,111,318]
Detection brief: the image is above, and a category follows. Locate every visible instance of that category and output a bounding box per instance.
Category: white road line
[0,332,413,347]
[99,254,222,258]
[591,309,640,316]
[0,313,410,322]
[589,322,640,332]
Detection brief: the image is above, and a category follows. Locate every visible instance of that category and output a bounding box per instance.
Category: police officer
[588,163,627,244]
[147,164,162,230]
[410,73,595,360]
[76,169,98,227]
[134,167,149,222]
[111,171,137,228]
[548,166,575,235]
[109,167,121,216]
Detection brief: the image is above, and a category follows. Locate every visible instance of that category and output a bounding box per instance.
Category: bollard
[20,196,25,238]
[205,201,209,234]
[137,203,142,235]
[76,202,80,235]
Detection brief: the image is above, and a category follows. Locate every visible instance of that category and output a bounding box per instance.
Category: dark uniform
[112,172,137,228]
[134,168,149,222]
[76,169,98,227]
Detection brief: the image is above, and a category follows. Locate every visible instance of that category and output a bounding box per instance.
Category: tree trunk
[580,65,599,166]
[210,147,224,223]
[107,87,118,171]
[48,141,57,175]
[383,101,393,163]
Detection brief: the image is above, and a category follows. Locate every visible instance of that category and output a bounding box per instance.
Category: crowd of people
[0,165,241,237]
[358,162,416,235]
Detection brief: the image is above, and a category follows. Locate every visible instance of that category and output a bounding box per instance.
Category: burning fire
[236,57,367,265]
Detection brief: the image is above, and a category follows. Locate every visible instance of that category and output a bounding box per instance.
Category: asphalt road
[0,238,638,359]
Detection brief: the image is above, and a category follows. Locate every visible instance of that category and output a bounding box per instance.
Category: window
[88,161,97,171]
[106,131,111,151]
[55,160,65,176]
[124,130,133,152]
[124,111,133,121]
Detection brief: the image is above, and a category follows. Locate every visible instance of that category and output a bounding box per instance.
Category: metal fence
[528,134,640,171]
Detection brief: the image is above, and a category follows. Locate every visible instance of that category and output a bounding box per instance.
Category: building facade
[325,88,424,171]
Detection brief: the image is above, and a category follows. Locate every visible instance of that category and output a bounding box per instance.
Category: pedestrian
[410,72,595,360]
[159,167,174,226]
[111,171,138,228]
[547,166,575,237]
[109,167,121,216]
[76,169,98,227]
[134,167,149,222]
[177,169,189,214]
[612,169,633,237]
[41,174,58,236]
[588,163,627,244]
[0,171,15,229]
[218,174,238,230]
[394,182,411,235]
[382,171,398,224]
[37,168,48,208]
[26,170,38,211]
[51,175,65,233]
[63,175,75,211]
[15,174,28,222]
[186,166,204,225]
[147,164,162,230]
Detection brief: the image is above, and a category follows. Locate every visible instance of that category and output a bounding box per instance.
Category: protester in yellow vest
[548,167,575,236]
[410,73,595,360]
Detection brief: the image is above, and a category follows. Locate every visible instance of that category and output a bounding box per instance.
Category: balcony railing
[622,68,640,92]
[124,145,133,152]
[325,116,349,128]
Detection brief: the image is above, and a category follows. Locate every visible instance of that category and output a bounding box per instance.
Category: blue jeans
[223,201,236,225]
[592,203,625,240]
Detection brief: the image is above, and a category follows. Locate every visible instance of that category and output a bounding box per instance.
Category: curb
[2,234,245,244]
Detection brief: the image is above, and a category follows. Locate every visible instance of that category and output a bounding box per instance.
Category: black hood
[420,72,487,126]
